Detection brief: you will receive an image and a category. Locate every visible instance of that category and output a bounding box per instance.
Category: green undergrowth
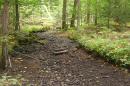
[0,25,49,54]
[0,31,38,55]
[21,25,52,34]
[67,27,130,68]
[13,31,38,45]
[0,74,25,86]
[0,35,16,55]
[15,24,52,46]
[13,30,48,50]
[0,24,53,54]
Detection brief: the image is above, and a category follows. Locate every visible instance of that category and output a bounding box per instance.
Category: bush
[13,31,38,45]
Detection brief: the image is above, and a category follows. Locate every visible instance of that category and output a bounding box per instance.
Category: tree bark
[70,0,77,27]
[86,0,90,24]
[94,0,98,26]
[0,0,9,70]
[62,0,67,30]
[15,0,20,31]
[76,0,80,30]
[107,0,111,28]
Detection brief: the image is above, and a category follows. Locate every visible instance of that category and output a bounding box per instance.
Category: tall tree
[70,0,78,27]
[0,0,9,70]
[94,0,98,26]
[107,0,111,28]
[62,0,67,30]
[76,0,80,30]
[86,0,91,24]
[15,0,20,31]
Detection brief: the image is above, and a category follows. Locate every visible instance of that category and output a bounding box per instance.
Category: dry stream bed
[4,31,130,86]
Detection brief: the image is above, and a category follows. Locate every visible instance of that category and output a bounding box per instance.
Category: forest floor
[6,31,130,86]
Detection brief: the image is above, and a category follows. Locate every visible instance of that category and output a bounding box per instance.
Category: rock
[66,79,70,82]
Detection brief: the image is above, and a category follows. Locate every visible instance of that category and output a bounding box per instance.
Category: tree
[15,0,20,31]
[70,0,78,27]
[0,0,9,70]
[62,0,67,30]
[94,0,98,26]
[110,0,130,31]
[107,0,111,28]
[86,0,91,24]
[76,0,80,30]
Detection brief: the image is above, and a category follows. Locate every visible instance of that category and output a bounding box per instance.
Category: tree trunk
[87,10,90,24]
[70,0,77,27]
[107,0,111,28]
[76,0,80,30]
[86,0,90,24]
[0,0,9,70]
[94,0,98,26]
[62,0,67,30]
[15,0,20,31]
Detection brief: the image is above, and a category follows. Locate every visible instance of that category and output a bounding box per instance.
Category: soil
[5,31,130,86]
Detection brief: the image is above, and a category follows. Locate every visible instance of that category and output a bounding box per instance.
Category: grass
[21,25,51,33]
[67,27,130,68]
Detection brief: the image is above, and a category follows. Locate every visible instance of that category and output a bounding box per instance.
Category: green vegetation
[68,27,130,67]
[0,74,24,86]
[21,25,52,33]
[1,0,130,84]
[0,0,130,69]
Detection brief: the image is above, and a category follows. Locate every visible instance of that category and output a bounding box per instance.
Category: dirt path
[9,31,130,86]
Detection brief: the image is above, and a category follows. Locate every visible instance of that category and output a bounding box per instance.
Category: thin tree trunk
[86,0,90,24]
[62,0,67,30]
[87,10,90,24]
[94,0,98,26]
[107,0,111,28]
[15,0,20,31]
[70,0,77,27]
[77,0,80,30]
[0,0,9,70]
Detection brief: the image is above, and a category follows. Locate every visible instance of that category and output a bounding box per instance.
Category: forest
[0,0,130,85]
